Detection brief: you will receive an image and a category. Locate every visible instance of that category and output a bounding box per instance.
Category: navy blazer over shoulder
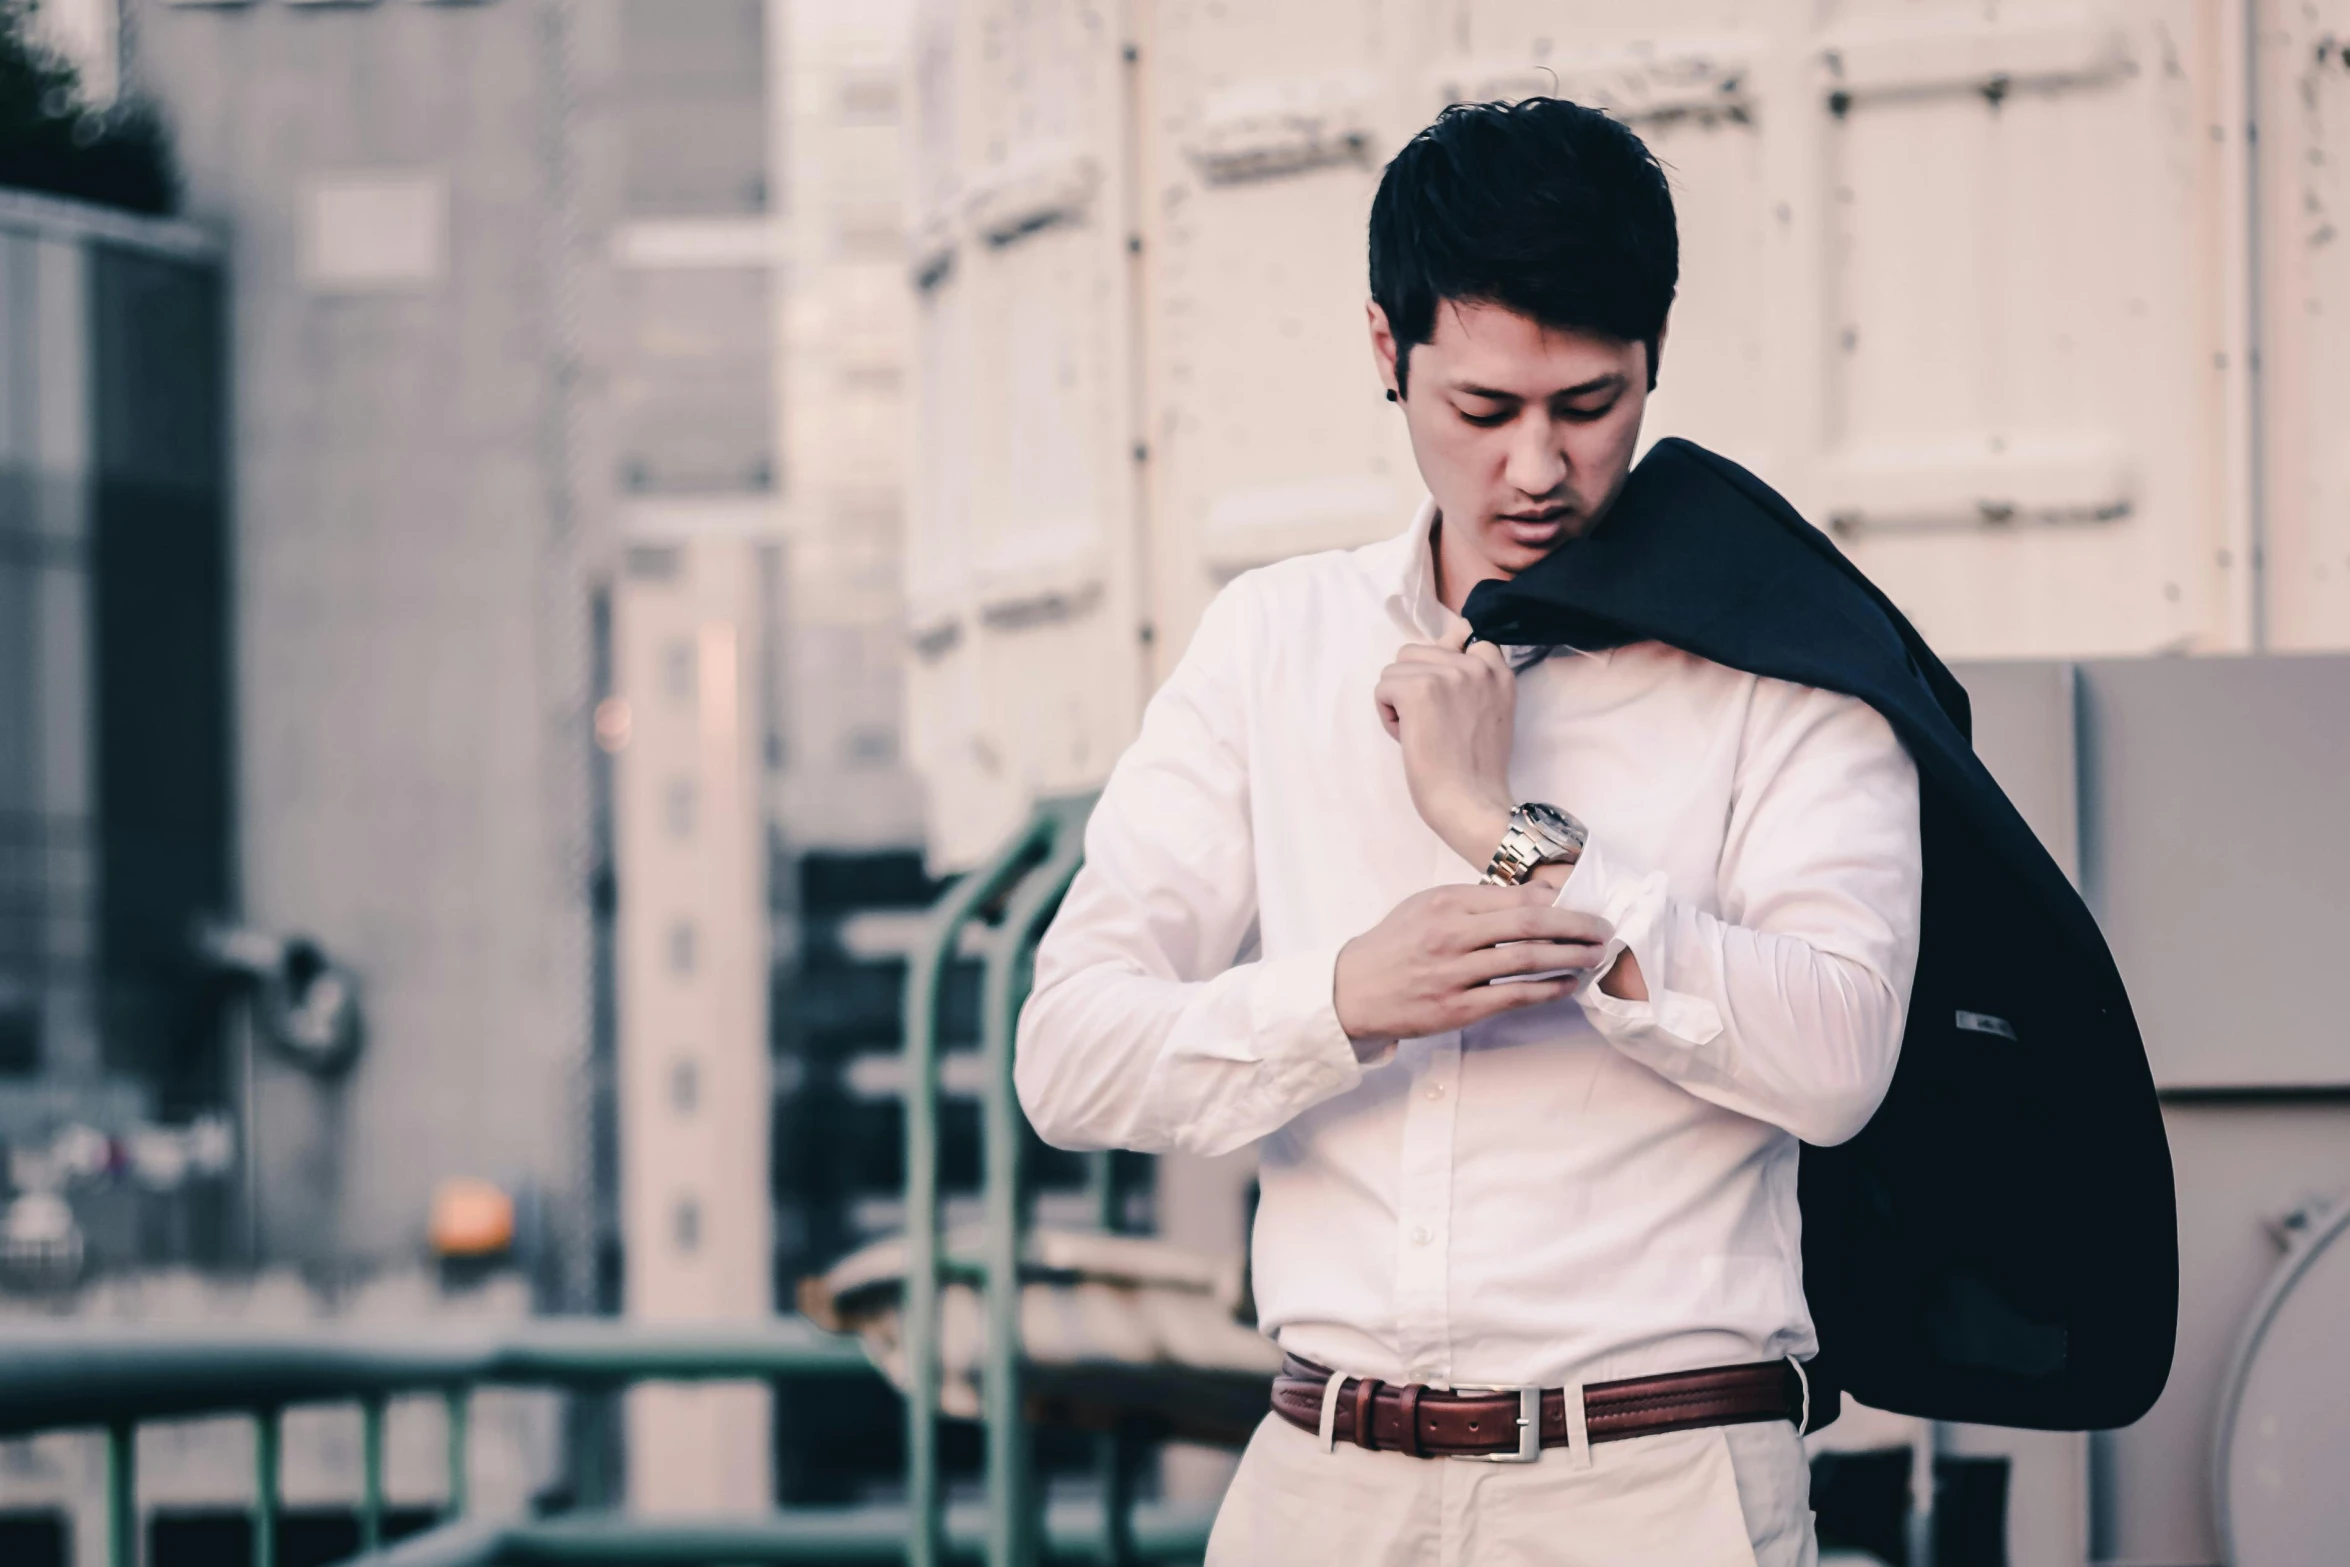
[1464,437,2177,1430]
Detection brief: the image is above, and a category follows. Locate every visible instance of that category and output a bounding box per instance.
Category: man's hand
[1373,628,1517,868]
[1333,883,1612,1050]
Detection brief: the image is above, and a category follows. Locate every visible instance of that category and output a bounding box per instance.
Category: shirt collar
[1372,496,1610,664]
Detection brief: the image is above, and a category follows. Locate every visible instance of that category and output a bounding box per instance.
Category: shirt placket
[1391,1027,1461,1385]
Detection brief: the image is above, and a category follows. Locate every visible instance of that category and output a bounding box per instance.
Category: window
[618,0,767,218]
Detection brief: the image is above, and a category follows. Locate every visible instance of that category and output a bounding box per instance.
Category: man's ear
[1367,299,1401,398]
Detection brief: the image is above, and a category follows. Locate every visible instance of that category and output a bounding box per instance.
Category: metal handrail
[0,1318,869,1435]
[898,795,1100,1567]
[899,808,1059,1567]
[3,798,1151,1567]
[977,796,1094,1567]
[0,1316,873,1567]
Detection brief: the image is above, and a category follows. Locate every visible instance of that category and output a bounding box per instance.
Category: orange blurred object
[429,1177,515,1259]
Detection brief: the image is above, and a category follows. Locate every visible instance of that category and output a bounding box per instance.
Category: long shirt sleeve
[1015,583,1369,1158]
[1553,676,1923,1147]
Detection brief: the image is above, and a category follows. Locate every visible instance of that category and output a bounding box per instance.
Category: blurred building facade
[0,0,935,1542]
[0,189,231,1283]
[126,0,600,1288]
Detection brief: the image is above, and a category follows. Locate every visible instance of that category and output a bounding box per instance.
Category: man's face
[1370,298,1653,584]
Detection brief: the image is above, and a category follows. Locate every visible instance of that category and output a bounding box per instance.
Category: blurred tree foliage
[0,1,175,215]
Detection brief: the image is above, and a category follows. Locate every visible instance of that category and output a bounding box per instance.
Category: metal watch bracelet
[1481,803,1588,886]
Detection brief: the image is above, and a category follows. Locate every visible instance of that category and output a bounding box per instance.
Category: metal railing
[902,794,1112,1567]
[0,794,1219,1567]
[0,1316,871,1567]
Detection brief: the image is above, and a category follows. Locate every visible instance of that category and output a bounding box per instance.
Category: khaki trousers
[1203,1409,1817,1567]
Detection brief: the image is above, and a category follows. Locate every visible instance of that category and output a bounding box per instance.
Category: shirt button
[1424,1082,1446,1101]
[1410,1225,1432,1246]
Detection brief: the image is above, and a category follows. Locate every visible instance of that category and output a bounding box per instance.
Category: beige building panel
[1142,0,1419,678]
[909,0,2350,865]
[2261,0,2350,650]
[909,0,1146,868]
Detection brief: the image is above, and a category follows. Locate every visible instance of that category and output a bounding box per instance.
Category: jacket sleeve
[1551,677,1923,1146]
[1014,581,1369,1158]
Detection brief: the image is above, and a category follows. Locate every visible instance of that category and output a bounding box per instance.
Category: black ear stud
[1385,389,1398,403]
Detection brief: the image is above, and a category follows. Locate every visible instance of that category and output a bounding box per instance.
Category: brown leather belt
[1271,1353,1811,1462]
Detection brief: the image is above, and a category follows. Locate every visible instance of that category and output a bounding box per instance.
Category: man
[1016,99,1919,1564]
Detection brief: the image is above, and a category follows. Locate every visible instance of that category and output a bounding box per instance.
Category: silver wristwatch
[1481,803,1588,886]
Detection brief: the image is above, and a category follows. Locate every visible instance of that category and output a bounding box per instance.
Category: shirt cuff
[1550,834,1724,1062]
[1245,941,1391,1089]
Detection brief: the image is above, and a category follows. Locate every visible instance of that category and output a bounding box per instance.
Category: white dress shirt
[1016,501,1923,1394]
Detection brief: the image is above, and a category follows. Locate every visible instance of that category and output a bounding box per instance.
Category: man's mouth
[1496,504,1575,539]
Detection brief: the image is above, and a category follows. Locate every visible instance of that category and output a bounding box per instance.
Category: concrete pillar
[612,536,774,1511]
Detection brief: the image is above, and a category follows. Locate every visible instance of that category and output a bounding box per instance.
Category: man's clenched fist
[1371,628,1520,869]
[1332,882,1613,1052]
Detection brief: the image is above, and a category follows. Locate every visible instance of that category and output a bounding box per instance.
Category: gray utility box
[1954,655,2350,1567]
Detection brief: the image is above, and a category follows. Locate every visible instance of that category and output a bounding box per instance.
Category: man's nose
[1503,416,1568,499]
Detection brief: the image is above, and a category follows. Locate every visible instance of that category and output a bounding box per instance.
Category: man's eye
[1457,407,1513,428]
[1562,400,1620,423]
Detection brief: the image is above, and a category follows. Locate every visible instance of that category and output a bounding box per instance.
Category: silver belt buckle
[1444,1384,1543,1463]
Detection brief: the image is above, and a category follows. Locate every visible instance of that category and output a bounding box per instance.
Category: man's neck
[1430,513,1512,616]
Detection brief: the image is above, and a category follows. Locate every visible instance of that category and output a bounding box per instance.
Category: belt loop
[1396,1383,1424,1458]
[1787,1355,1812,1434]
[1355,1378,1384,1451]
[1562,1381,1593,1471]
[1317,1369,1348,1453]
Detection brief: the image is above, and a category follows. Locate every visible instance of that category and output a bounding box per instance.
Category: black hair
[1369,98,1678,394]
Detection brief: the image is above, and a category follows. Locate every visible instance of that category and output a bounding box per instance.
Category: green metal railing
[901,794,1106,1567]
[0,795,1207,1567]
[0,1316,870,1567]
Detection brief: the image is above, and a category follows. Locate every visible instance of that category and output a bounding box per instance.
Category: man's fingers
[1454,977,1573,1024]
[1459,940,1606,984]
[1371,669,1420,738]
[1434,881,1563,915]
[1464,904,1615,947]
[1393,639,1510,680]
[1373,664,1440,704]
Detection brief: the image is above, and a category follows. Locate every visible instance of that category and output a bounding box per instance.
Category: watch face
[1520,802,1580,848]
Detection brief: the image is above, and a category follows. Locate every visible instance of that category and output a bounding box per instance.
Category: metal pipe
[106,1421,134,1567]
[1095,1422,1137,1567]
[0,1317,868,1438]
[1086,1151,1115,1232]
[236,999,263,1265]
[253,1407,281,1567]
[901,812,1056,1567]
[445,1386,470,1521]
[361,1395,387,1551]
[980,799,1092,1567]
